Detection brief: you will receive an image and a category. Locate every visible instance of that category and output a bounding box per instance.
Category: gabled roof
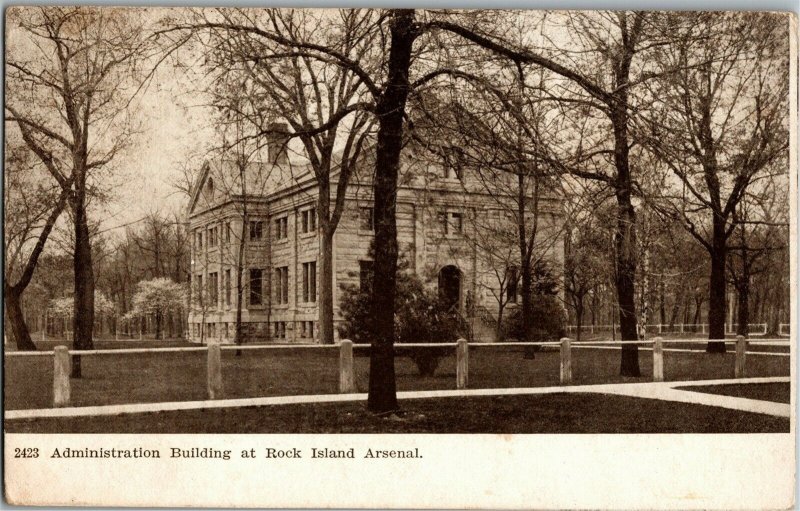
[188,158,317,216]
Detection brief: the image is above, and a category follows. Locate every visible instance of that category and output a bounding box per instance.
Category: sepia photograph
[2,6,795,508]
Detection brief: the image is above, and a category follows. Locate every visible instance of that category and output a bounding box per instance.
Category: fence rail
[7,335,788,409]
[566,323,770,336]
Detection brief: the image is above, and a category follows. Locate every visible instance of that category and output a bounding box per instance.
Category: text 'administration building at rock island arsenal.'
[186,131,565,345]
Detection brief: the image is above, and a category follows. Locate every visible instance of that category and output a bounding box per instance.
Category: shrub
[338,270,466,376]
[501,295,567,341]
[500,259,567,342]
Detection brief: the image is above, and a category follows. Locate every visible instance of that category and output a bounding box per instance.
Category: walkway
[4,376,790,421]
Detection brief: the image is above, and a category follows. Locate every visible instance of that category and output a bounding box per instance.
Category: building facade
[187,147,564,344]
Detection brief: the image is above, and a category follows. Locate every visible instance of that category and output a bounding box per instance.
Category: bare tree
[3,140,70,350]
[641,12,789,351]
[5,7,154,375]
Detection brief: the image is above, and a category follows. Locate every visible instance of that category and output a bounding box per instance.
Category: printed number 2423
[14,448,39,458]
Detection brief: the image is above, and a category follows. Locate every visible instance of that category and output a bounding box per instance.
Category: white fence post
[53,346,71,407]
[652,337,664,382]
[735,335,747,379]
[339,340,356,393]
[207,343,223,399]
[560,337,572,385]
[456,338,469,389]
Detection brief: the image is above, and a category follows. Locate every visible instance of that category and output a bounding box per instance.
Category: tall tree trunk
[156,311,163,340]
[496,303,505,342]
[367,9,416,414]
[736,279,750,337]
[5,285,37,351]
[235,162,248,356]
[611,52,640,376]
[575,300,583,343]
[72,195,95,378]
[318,176,335,345]
[319,228,335,344]
[518,173,535,359]
[706,216,727,352]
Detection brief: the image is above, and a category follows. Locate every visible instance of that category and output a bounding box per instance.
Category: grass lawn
[680,382,791,404]
[3,393,789,433]
[4,345,789,411]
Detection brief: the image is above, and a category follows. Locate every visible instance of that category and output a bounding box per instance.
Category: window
[208,272,219,305]
[506,266,519,303]
[208,322,216,338]
[439,211,464,235]
[249,221,264,241]
[300,321,315,339]
[249,268,263,306]
[274,216,288,240]
[302,261,317,303]
[359,260,374,293]
[208,226,218,248]
[443,164,463,180]
[301,208,316,234]
[442,146,464,180]
[195,230,203,251]
[224,269,231,307]
[225,221,231,244]
[195,274,203,305]
[359,207,374,231]
[274,321,286,339]
[275,266,289,304]
[450,212,463,234]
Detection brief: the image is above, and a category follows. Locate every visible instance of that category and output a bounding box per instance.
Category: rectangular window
[300,321,314,339]
[195,274,203,305]
[209,322,216,338]
[274,321,286,339]
[506,266,518,303]
[301,208,316,234]
[440,211,463,235]
[275,266,289,304]
[450,212,463,234]
[359,207,374,231]
[249,268,263,306]
[249,220,263,241]
[195,230,203,251]
[225,221,231,243]
[302,261,317,303]
[274,216,288,240]
[359,260,374,293]
[224,269,231,307]
[208,272,218,305]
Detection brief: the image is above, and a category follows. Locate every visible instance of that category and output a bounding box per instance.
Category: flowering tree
[127,278,186,340]
[50,291,115,339]
[50,291,115,319]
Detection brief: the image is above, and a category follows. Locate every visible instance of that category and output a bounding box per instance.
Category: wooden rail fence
[14,335,786,408]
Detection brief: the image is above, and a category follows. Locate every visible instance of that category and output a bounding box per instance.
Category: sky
[96,48,215,234]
